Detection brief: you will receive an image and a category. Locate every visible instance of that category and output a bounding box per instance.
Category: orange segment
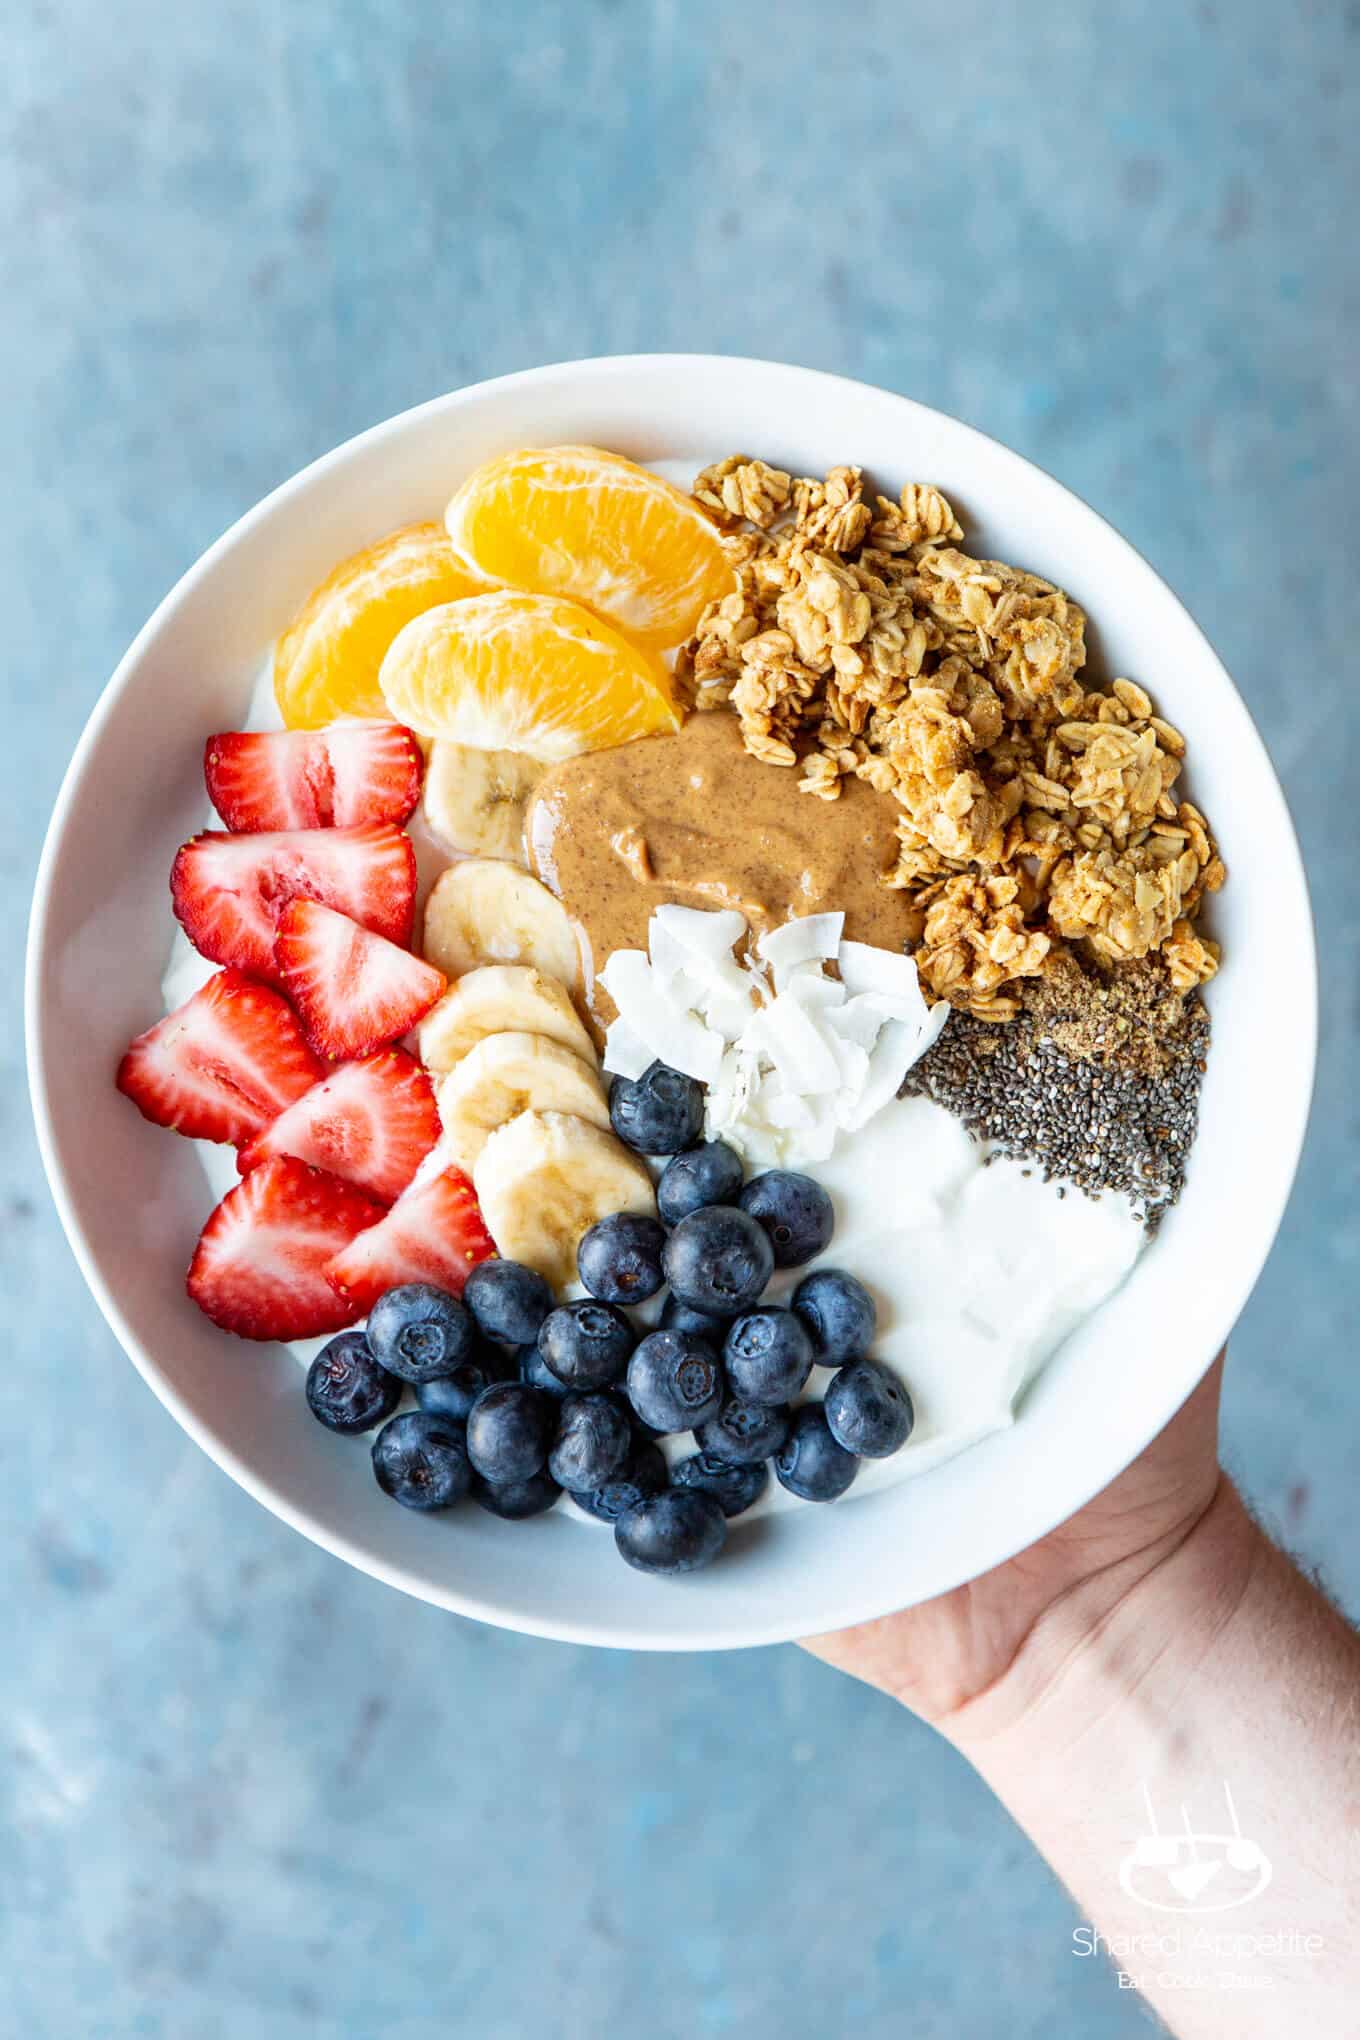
[443,445,734,652]
[274,522,487,729]
[378,591,682,762]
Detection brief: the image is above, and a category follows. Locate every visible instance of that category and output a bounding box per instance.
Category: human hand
[805,1357,1360,2037]
[803,1353,1231,1740]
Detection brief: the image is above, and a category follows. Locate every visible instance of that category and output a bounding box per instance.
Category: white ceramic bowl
[26,356,1315,1650]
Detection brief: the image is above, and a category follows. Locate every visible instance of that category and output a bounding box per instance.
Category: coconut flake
[838,938,924,1005]
[708,1043,756,1128]
[745,991,841,1095]
[919,993,952,1053]
[602,1017,655,1081]
[599,905,946,1165]
[824,995,886,1050]
[784,970,847,1015]
[599,949,724,1084]
[653,903,747,963]
[840,1019,917,1131]
[649,904,753,1036]
[694,958,759,1036]
[646,916,693,990]
[757,913,844,985]
[828,1032,872,1105]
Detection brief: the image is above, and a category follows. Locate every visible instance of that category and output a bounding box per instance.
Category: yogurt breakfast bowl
[26,356,1315,1650]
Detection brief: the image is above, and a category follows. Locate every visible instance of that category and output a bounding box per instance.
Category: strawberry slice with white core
[186,1154,386,1340]
[237,1048,440,1204]
[274,898,447,1059]
[204,723,423,832]
[170,823,416,984]
[117,968,323,1144]
[325,1166,495,1312]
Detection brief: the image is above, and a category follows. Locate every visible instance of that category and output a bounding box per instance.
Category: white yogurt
[163,658,1146,1522]
[781,1099,1142,1500]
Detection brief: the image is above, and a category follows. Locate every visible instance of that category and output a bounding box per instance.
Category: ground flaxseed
[1002,950,1204,1077]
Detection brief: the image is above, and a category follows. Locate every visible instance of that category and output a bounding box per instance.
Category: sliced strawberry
[117,968,322,1144]
[170,823,416,984]
[273,898,446,1059]
[187,1154,386,1340]
[237,1048,440,1203]
[325,1166,495,1311]
[204,723,423,832]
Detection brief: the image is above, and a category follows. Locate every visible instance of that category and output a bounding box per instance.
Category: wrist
[916,1471,1360,2032]
[944,1476,1264,1784]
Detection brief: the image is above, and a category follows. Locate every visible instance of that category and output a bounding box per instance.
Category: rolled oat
[681,460,1225,1017]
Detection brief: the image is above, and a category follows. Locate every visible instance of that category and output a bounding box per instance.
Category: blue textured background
[6,4,1358,2034]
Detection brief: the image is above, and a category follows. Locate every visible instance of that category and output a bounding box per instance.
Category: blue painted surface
[4,3,1358,2033]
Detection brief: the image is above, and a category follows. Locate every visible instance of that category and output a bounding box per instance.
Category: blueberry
[570,1441,669,1523]
[415,1337,517,1422]
[626,1329,724,1434]
[696,1395,791,1465]
[538,1300,636,1389]
[657,1140,744,1225]
[660,1294,728,1339]
[305,1331,401,1434]
[824,1359,914,1459]
[366,1283,475,1384]
[722,1307,814,1406]
[773,1405,860,1502]
[548,1392,634,1491]
[673,1453,769,1519]
[463,1259,553,1347]
[610,1383,664,1442]
[661,1205,774,1317]
[738,1170,834,1269]
[791,1268,877,1368]
[577,1212,667,1304]
[609,1060,705,1155]
[466,1381,557,1484]
[519,1341,569,1397]
[371,1411,471,1510]
[473,1469,562,1519]
[615,1489,727,1575]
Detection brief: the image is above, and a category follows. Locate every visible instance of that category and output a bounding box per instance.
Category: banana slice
[418,964,596,1074]
[474,1108,656,1287]
[420,741,544,865]
[421,857,579,984]
[436,1030,609,1173]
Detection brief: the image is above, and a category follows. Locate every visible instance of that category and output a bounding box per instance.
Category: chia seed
[902,972,1211,1232]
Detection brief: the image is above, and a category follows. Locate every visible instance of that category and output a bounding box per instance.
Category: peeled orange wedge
[444,445,734,652]
[274,522,486,729]
[379,591,682,762]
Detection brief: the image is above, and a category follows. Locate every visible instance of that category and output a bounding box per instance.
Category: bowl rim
[25,353,1318,1649]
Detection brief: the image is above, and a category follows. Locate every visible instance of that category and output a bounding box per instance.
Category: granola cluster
[679,457,1225,1019]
